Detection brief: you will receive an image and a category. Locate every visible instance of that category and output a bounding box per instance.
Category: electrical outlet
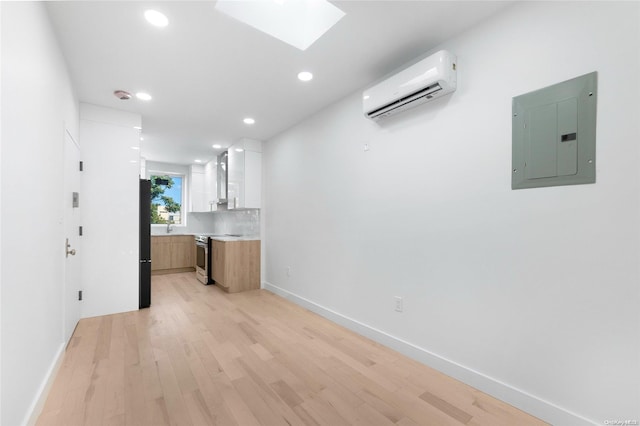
[286,266,291,278]
[363,143,370,152]
[394,296,403,312]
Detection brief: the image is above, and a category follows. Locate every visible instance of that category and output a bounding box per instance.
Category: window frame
[149,171,187,227]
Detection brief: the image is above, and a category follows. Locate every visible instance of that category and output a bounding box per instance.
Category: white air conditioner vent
[363,50,457,120]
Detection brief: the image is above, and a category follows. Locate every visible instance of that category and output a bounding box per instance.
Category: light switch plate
[512,72,597,190]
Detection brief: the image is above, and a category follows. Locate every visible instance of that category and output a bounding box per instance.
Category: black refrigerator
[139,179,151,309]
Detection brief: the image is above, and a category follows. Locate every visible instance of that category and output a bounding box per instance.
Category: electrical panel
[512,72,597,189]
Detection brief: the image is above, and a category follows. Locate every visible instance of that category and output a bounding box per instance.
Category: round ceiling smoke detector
[114,90,132,100]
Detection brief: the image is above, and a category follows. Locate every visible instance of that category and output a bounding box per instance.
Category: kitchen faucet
[166,220,173,233]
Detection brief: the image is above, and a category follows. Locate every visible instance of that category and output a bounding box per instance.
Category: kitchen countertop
[150,233,260,241]
[209,235,260,242]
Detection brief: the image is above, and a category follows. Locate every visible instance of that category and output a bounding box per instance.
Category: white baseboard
[263,281,595,426]
[23,342,65,426]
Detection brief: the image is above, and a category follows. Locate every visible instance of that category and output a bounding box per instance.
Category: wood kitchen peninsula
[211,237,260,293]
[151,235,196,274]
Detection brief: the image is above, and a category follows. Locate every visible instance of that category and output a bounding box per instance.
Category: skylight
[144,10,169,28]
[215,0,345,51]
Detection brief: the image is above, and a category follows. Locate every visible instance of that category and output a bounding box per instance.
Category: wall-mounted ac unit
[363,50,457,120]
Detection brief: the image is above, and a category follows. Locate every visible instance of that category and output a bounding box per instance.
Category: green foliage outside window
[150,175,182,224]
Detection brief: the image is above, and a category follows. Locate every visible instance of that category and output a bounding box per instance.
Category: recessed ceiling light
[133,126,142,130]
[136,92,152,101]
[144,10,169,27]
[194,159,202,163]
[298,71,313,82]
[243,118,255,125]
[140,136,144,141]
[131,146,140,150]
[235,148,244,152]
[212,144,222,149]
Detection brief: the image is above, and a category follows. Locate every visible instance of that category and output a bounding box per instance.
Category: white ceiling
[46,1,513,165]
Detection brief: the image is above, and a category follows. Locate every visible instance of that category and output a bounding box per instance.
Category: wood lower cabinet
[170,236,195,269]
[211,240,226,287]
[211,239,260,293]
[151,236,172,271]
[151,235,196,274]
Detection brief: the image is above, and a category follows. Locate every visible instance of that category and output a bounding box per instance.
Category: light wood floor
[37,272,547,426]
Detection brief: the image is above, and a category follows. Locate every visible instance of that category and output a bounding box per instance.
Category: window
[150,174,184,225]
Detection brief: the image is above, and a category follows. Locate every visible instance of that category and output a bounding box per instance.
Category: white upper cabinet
[228,138,262,209]
[190,161,218,212]
[204,159,218,211]
[189,164,207,212]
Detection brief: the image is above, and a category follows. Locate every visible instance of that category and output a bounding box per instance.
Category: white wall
[0,4,4,423]
[0,3,79,425]
[263,2,640,424]
[80,104,140,318]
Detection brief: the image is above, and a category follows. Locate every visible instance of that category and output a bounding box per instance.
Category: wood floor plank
[141,359,164,402]
[316,386,362,424]
[55,386,86,426]
[266,357,316,401]
[36,272,548,426]
[235,357,307,426]
[123,364,148,426]
[82,358,109,426]
[397,417,422,426]
[353,402,396,426]
[419,389,473,424]
[202,332,245,381]
[183,389,215,426]
[357,388,404,423]
[93,316,113,364]
[231,375,291,426]
[151,397,172,426]
[155,356,193,426]
[270,379,304,409]
[291,405,320,426]
[299,395,351,426]
[103,323,125,422]
[166,338,199,394]
[249,342,273,361]
[123,323,140,367]
[219,381,262,426]
[103,413,125,426]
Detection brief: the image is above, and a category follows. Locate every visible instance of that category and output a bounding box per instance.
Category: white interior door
[63,130,82,342]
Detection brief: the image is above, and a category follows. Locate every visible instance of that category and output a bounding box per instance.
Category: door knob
[66,238,76,258]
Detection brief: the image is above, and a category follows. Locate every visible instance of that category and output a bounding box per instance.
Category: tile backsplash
[187,209,260,236]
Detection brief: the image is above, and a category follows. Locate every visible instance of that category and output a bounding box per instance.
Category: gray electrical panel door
[512,72,597,189]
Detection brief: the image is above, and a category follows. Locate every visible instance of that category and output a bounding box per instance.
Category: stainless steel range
[194,235,210,285]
